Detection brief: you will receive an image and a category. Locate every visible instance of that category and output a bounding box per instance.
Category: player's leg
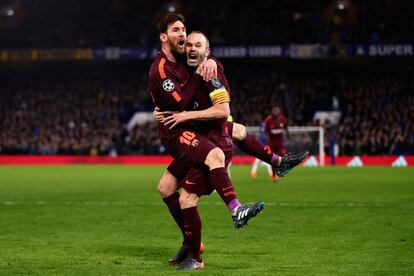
[264,161,273,178]
[269,144,308,177]
[204,147,242,213]
[176,189,204,270]
[176,129,265,227]
[175,130,242,215]
[204,149,265,228]
[157,160,190,265]
[230,122,308,177]
[231,122,281,166]
[250,158,260,178]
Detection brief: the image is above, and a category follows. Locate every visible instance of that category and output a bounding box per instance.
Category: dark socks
[209,167,240,212]
[163,192,185,240]
[237,133,280,166]
[182,207,202,262]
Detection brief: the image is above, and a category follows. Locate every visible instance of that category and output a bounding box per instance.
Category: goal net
[244,126,325,166]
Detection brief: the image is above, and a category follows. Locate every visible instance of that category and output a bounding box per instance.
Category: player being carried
[149,12,308,270]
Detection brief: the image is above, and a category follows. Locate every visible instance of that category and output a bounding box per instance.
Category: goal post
[245,126,325,166]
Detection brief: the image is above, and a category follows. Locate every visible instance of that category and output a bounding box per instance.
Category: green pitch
[0,165,413,275]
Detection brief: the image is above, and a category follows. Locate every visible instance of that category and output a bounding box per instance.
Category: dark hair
[157,13,185,34]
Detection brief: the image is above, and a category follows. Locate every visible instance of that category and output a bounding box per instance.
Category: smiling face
[185,32,210,67]
[160,20,187,55]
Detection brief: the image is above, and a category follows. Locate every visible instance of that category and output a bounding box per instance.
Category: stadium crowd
[0,0,412,48]
[1,61,413,156]
[0,63,152,155]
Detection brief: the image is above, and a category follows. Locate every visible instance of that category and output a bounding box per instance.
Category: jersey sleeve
[204,69,230,105]
[149,58,202,111]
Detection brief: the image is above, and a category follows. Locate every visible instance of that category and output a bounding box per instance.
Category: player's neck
[162,44,177,63]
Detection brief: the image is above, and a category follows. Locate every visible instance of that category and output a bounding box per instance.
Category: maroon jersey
[148,51,203,139]
[148,51,233,169]
[264,114,286,155]
[185,65,233,152]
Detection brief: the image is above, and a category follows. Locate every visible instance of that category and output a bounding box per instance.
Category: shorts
[162,129,217,165]
[166,123,235,181]
[179,147,233,197]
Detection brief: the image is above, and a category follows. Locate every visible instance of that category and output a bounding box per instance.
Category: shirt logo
[163,79,175,92]
[185,180,196,185]
[191,139,199,147]
[180,80,188,87]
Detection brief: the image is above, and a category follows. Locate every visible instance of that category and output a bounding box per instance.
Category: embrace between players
[148,13,308,270]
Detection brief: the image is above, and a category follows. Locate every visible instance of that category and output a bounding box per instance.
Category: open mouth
[188,52,198,61]
[178,40,185,47]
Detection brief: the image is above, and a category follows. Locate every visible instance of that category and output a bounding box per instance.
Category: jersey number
[179,131,196,146]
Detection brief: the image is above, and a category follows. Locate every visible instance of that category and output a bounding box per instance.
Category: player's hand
[198,59,217,81]
[153,107,177,122]
[162,112,190,129]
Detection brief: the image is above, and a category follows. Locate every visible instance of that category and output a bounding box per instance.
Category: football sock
[237,133,281,166]
[163,192,185,241]
[210,167,240,212]
[182,207,202,262]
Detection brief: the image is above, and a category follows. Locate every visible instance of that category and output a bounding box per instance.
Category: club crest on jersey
[191,139,200,147]
[163,79,175,92]
[211,78,222,89]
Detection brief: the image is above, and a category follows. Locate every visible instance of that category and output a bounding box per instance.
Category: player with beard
[149,13,265,241]
[149,13,308,269]
[163,31,237,270]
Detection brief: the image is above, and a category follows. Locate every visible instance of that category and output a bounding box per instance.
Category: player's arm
[162,103,229,129]
[153,106,177,122]
[162,72,231,129]
[178,78,231,121]
[199,57,220,81]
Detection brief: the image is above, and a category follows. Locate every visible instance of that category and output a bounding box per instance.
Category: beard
[168,40,185,55]
[168,40,186,63]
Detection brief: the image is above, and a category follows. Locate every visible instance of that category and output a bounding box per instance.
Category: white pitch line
[1,201,413,208]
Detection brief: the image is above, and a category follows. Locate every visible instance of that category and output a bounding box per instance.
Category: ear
[159,33,167,43]
[206,47,210,57]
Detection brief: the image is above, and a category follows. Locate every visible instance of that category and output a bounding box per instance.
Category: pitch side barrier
[0,155,413,166]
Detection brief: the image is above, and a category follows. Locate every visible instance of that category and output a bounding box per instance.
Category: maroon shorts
[179,147,233,197]
[167,159,191,181]
[162,129,217,166]
[166,122,235,182]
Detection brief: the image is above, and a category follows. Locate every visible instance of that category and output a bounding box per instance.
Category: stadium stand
[1,1,413,157]
[1,59,413,156]
[0,0,412,48]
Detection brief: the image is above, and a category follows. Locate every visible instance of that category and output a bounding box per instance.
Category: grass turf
[0,165,413,275]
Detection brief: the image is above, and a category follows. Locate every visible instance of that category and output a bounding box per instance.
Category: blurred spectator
[1,60,413,156]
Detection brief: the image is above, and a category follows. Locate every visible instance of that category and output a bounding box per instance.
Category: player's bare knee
[157,171,178,197]
[232,123,247,142]
[179,190,198,208]
[205,147,225,169]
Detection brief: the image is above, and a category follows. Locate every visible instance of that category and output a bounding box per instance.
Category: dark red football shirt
[186,65,233,152]
[264,113,286,146]
[148,51,203,138]
[149,51,233,156]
